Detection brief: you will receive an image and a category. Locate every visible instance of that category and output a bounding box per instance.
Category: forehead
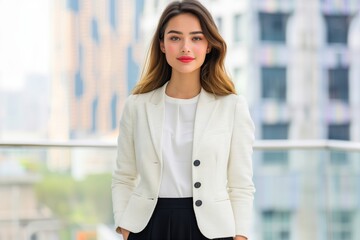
[165,13,202,32]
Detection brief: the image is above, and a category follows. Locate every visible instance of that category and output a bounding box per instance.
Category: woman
[112,1,255,239]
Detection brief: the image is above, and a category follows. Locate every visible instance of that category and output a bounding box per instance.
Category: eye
[193,36,203,41]
[170,36,180,41]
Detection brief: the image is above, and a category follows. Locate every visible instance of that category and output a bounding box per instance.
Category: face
[160,13,210,77]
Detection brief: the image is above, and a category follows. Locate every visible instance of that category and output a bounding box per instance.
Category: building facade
[139,0,360,239]
[48,0,144,177]
[51,0,137,141]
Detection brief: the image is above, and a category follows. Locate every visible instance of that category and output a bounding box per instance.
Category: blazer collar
[148,81,217,105]
[148,82,168,105]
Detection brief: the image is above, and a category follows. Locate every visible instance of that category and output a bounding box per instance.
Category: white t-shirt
[158,93,199,198]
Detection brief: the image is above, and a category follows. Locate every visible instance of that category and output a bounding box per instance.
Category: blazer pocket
[132,191,155,200]
[215,190,230,202]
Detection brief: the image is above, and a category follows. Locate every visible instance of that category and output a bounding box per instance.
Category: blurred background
[0,0,359,239]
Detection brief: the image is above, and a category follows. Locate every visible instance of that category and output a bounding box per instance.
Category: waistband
[156,197,193,209]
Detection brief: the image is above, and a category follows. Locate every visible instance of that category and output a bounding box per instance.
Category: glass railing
[0,140,359,240]
[0,141,117,240]
[253,140,360,240]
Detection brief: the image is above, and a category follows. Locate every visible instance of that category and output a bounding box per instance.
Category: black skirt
[128,198,233,240]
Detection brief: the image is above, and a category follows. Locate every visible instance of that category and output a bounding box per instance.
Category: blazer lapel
[192,89,218,157]
[145,83,218,162]
[146,83,167,163]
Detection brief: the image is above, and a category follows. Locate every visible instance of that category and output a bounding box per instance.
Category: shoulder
[216,94,252,122]
[126,88,160,104]
[215,93,248,106]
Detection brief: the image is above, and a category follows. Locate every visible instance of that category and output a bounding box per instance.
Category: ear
[160,41,165,53]
[206,46,211,54]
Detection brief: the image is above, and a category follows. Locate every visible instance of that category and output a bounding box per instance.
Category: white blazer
[112,83,255,239]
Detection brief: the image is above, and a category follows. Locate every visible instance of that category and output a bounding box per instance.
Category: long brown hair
[132,0,236,96]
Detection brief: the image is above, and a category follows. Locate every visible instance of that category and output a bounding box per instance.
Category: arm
[112,95,138,234]
[228,96,256,238]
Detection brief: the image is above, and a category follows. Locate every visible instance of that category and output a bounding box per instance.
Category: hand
[234,236,247,240]
[122,229,131,240]
[117,227,130,240]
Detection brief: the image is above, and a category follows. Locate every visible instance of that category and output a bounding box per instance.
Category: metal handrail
[0,139,360,151]
[0,140,117,148]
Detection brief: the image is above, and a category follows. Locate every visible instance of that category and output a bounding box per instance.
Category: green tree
[35,173,113,239]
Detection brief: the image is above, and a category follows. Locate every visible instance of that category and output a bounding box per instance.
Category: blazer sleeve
[227,95,256,238]
[112,95,138,232]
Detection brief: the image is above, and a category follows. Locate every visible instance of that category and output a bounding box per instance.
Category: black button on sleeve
[195,200,202,207]
[193,160,200,166]
[194,182,201,188]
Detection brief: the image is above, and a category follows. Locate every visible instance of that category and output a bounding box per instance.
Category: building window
[67,0,79,12]
[330,211,353,240]
[92,97,99,132]
[75,70,84,98]
[111,94,118,130]
[262,123,289,165]
[76,44,83,97]
[259,12,288,43]
[135,0,145,41]
[330,151,348,165]
[262,123,289,139]
[263,150,288,165]
[261,67,287,102]
[109,0,117,30]
[234,14,241,42]
[324,14,351,44]
[127,46,140,93]
[91,18,100,44]
[328,123,350,140]
[262,210,291,240]
[329,67,349,102]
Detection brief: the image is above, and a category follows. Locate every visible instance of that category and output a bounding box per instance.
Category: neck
[166,73,201,99]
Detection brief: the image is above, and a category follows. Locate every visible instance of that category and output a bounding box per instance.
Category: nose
[181,48,190,53]
[181,39,191,53]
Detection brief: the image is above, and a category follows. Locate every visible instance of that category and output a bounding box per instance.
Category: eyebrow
[166,30,204,35]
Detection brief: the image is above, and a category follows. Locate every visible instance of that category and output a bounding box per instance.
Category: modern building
[48,0,144,177]
[139,0,360,239]
[51,0,137,141]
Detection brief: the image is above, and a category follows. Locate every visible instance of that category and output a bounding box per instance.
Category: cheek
[193,45,208,56]
[165,44,178,54]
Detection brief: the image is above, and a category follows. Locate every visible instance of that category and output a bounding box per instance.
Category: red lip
[177,56,195,63]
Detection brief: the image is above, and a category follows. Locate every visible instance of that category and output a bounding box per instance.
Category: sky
[0,0,50,90]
